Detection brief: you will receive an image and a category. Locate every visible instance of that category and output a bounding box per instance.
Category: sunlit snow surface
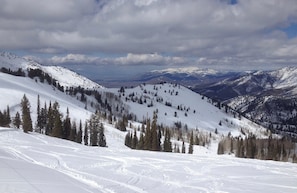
[0,128,296,193]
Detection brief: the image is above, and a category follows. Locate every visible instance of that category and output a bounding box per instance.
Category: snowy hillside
[0,52,102,89]
[110,83,268,137]
[0,53,297,192]
[0,72,92,124]
[271,67,297,94]
[1,127,297,193]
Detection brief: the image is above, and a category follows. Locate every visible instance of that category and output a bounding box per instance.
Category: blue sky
[1,0,297,80]
[283,23,297,39]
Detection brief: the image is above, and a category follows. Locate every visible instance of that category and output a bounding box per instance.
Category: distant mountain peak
[152,66,219,75]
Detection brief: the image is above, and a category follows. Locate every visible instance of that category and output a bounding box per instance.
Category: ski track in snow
[0,129,297,193]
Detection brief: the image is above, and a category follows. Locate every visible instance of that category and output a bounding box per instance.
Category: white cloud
[2,0,297,69]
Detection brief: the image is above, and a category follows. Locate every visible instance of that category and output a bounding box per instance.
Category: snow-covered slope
[272,67,297,94]
[1,127,297,193]
[109,83,268,137]
[0,52,102,89]
[0,72,92,124]
[0,53,296,192]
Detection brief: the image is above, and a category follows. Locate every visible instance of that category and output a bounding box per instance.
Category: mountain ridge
[0,52,103,90]
[134,66,297,138]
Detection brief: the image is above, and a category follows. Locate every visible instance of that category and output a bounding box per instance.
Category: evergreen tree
[144,119,152,150]
[151,112,159,151]
[52,101,63,138]
[163,128,172,152]
[137,132,144,150]
[76,120,83,144]
[63,108,71,139]
[182,141,186,153]
[13,111,21,129]
[69,121,77,142]
[117,115,127,131]
[46,102,53,135]
[89,113,101,146]
[125,131,132,147]
[84,121,89,145]
[36,95,42,133]
[98,122,106,147]
[132,129,138,149]
[39,102,47,134]
[6,105,11,126]
[188,131,194,154]
[21,94,33,133]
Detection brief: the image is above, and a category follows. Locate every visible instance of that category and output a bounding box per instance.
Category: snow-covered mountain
[109,83,268,138]
[0,52,102,89]
[132,66,297,138]
[194,67,297,138]
[0,71,92,125]
[0,52,297,192]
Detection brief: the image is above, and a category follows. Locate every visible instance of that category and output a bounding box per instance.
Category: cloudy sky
[2,0,297,80]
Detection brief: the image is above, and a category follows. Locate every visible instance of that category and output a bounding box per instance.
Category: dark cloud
[2,0,297,71]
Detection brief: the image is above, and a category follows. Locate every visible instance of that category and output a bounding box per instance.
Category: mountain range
[0,52,297,192]
[131,66,297,139]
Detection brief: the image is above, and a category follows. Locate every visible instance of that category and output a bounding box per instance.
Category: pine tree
[144,119,151,150]
[6,105,11,126]
[52,101,63,138]
[137,132,144,150]
[76,120,83,144]
[132,129,138,149]
[36,95,42,133]
[89,113,102,146]
[63,108,71,139]
[188,131,194,154]
[84,121,89,145]
[21,94,33,133]
[69,121,77,142]
[117,115,127,131]
[46,102,53,135]
[98,122,106,147]
[151,112,159,151]
[13,111,21,129]
[39,102,47,134]
[182,141,186,153]
[163,128,172,152]
[125,131,132,147]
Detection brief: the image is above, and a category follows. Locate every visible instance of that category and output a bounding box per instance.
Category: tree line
[124,111,195,154]
[1,94,106,147]
[218,134,297,163]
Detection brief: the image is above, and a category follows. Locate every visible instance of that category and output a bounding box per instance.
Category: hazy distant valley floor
[1,128,297,193]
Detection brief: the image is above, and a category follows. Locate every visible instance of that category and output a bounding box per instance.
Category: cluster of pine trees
[218,135,297,163]
[0,106,11,127]
[0,67,25,77]
[124,111,195,154]
[3,94,106,147]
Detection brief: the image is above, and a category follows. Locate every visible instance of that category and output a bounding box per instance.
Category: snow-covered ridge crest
[0,52,103,89]
[271,66,297,90]
[152,66,218,75]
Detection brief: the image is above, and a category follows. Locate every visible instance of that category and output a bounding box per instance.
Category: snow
[0,72,92,125]
[0,52,103,90]
[42,66,102,90]
[111,83,268,137]
[1,54,297,192]
[152,66,218,76]
[1,128,297,193]
[271,67,297,94]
